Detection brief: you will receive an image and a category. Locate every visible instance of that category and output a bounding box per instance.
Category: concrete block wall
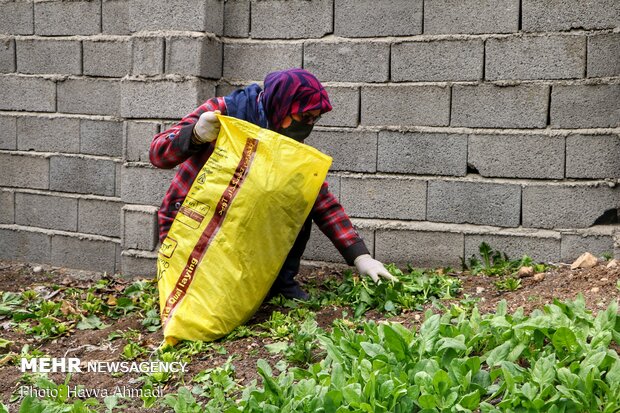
[1,0,618,277]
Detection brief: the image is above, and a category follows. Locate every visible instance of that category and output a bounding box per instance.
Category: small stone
[607,259,618,269]
[32,266,43,273]
[414,314,421,321]
[597,302,605,308]
[517,266,534,278]
[476,287,486,294]
[591,287,600,293]
[601,278,608,282]
[571,252,598,270]
[533,273,545,282]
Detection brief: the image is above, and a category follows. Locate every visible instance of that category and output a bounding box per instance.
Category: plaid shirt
[150,97,369,265]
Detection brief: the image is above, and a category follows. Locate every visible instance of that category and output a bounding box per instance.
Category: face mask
[280,119,314,142]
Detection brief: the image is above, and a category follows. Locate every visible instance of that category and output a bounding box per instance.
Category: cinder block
[16,38,81,75]
[0,75,56,112]
[523,184,620,229]
[80,120,123,157]
[0,228,51,263]
[15,192,78,231]
[128,0,223,34]
[522,0,620,32]
[0,190,14,224]
[51,235,117,274]
[0,116,17,150]
[215,82,242,98]
[165,36,222,79]
[464,233,561,263]
[304,41,389,83]
[305,130,377,172]
[122,206,159,251]
[303,226,374,263]
[34,0,101,35]
[83,40,131,78]
[451,84,549,128]
[0,38,15,72]
[125,121,159,162]
[57,78,121,116]
[468,134,565,179]
[486,35,586,80]
[378,131,467,176]
[17,116,80,153]
[325,174,340,199]
[120,251,157,278]
[223,43,302,81]
[424,0,518,34]
[115,163,121,198]
[132,37,164,76]
[361,85,450,126]
[50,156,117,196]
[392,39,483,82]
[340,177,427,220]
[319,86,358,127]
[375,229,464,268]
[121,78,216,119]
[252,0,332,39]
[102,0,130,34]
[0,153,49,189]
[224,0,249,37]
[550,84,619,128]
[588,33,620,78]
[78,199,122,238]
[0,1,33,35]
[121,165,176,206]
[566,134,620,179]
[428,181,521,227]
[561,233,615,262]
[335,0,422,37]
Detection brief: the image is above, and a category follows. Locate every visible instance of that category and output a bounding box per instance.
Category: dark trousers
[269,217,313,292]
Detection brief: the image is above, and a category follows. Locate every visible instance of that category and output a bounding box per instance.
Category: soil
[0,258,618,411]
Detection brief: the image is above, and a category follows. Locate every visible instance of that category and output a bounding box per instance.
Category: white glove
[192,110,221,144]
[354,254,398,283]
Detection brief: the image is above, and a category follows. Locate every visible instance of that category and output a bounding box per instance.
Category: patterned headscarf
[262,69,332,131]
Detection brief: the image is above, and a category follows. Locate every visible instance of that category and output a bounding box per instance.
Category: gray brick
[51,235,117,274]
[58,78,121,116]
[305,129,377,173]
[0,116,17,150]
[425,0,518,34]
[80,120,123,157]
[0,75,55,112]
[325,174,340,199]
[17,116,80,153]
[224,0,249,37]
[215,82,242,97]
[588,33,620,78]
[165,36,222,79]
[452,84,549,128]
[15,192,77,231]
[115,163,121,197]
[132,37,164,76]
[523,185,620,229]
[102,0,130,34]
[252,0,332,39]
[550,84,619,128]
[121,78,215,119]
[392,39,483,82]
[335,0,421,37]
[121,165,176,206]
[303,226,373,263]
[522,0,620,32]
[128,0,223,34]
[0,153,49,189]
[0,189,14,224]
[561,233,615,262]
[376,229,464,268]
[122,206,159,250]
[0,38,15,72]
[0,228,50,263]
[486,35,586,81]
[0,1,33,34]
[341,177,427,220]
[125,121,159,162]
[378,131,467,176]
[120,251,157,278]
[34,0,100,35]
[428,181,521,227]
[78,199,122,237]
[361,85,450,126]
[319,86,358,127]
[304,41,389,83]
[16,39,81,75]
[566,134,620,179]
[468,134,565,179]
[50,156,116,196]
[83,40,131,78]
[223,43,302,81]
[465,233,561,263]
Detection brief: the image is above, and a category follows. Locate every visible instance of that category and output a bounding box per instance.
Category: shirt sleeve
[149,97,227,169]
[311,182,370,265]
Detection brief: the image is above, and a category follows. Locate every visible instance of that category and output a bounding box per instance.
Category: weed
[495,277,522,292]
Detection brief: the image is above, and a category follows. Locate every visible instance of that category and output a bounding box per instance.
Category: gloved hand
[354,254,398,283]
[192,110,221,144]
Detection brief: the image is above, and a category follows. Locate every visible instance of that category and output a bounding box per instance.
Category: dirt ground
[0,258,619,410]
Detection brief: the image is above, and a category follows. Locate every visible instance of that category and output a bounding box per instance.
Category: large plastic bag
[157,114,332,344]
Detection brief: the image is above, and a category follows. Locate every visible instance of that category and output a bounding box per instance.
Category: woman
[150,68,395,300]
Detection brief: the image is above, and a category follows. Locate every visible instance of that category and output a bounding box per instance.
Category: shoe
[267,276,310,301]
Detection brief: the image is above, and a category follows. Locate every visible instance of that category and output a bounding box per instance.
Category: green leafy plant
[495,277,522,292]
[466,242,551,277]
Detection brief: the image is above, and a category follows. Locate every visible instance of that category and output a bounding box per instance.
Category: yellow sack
[157,115,332,344]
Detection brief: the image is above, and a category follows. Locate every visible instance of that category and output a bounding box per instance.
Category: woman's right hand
[192,110,221,144]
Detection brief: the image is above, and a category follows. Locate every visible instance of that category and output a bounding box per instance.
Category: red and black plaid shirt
[149,97,369,265]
